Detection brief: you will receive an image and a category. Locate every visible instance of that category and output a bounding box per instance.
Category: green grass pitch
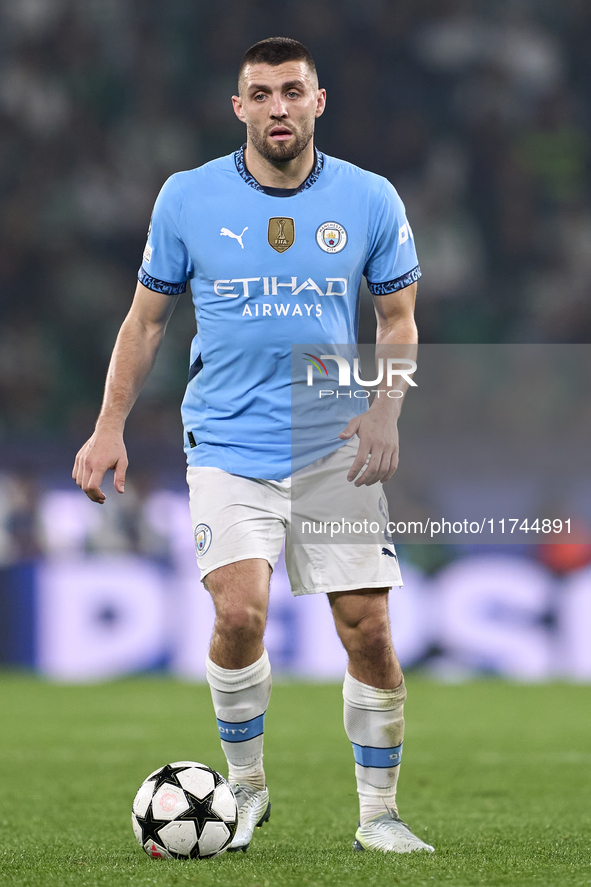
[0,676,589,887]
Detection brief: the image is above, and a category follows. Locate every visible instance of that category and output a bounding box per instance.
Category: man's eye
[254,93,266,101]
[287,91,299,99]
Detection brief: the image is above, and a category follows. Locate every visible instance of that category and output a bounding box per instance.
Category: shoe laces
[371,805,411,832]
[231,783,260,807]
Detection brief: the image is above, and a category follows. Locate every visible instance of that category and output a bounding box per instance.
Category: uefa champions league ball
[132,761,238,859]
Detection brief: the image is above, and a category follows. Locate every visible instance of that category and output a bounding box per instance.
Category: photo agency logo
[303,353,417,398]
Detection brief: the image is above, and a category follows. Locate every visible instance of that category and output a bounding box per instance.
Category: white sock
[343,670,406,824]
[206,650,272,791]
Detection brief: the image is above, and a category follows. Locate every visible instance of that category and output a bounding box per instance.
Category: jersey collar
[234,144,324,196]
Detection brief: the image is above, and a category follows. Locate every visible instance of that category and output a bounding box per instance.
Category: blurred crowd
[1,0,590,443]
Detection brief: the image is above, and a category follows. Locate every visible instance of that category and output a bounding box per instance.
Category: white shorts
[186,440,402,596]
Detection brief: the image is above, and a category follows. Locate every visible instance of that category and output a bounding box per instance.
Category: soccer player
[73,37,433,854]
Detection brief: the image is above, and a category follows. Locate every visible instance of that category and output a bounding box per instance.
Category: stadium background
[1,0,590,680]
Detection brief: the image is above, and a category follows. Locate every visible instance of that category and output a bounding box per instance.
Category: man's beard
[247,120,314,164]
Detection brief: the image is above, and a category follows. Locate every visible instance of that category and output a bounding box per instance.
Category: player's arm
[340,281,418,486]
[73,281,179,504]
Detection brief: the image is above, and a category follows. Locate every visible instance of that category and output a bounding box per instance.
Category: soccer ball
[132,761,238,859]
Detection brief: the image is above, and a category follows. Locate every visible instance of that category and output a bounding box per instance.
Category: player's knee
[348,614,392,655]
[214,600,266,641]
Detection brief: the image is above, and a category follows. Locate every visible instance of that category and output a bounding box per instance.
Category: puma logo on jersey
[220,226,248,249]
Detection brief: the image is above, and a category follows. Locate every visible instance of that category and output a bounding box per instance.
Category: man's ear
[232,95,245,123]
[315,88,327,119]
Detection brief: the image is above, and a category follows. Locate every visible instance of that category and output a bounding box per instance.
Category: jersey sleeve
[138,174,192,295]
[364,179,421,295]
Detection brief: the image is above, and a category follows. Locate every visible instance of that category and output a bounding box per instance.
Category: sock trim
[217,713,265,742]
[352,742,402,768]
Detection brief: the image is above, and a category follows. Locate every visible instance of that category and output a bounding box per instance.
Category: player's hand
[339,410,399,486]
[72,426,128,504]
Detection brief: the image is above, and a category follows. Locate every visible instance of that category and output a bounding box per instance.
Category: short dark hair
[239,37,317,87]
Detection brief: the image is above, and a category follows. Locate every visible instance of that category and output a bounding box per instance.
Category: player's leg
[205,558,272,791]
[329,587,400,687]
[329,589,433,853]
[329,589,405,819]
[287,442,432,850]
[205,558,273,851]
[206,557,270,670]
[186,468,288,852]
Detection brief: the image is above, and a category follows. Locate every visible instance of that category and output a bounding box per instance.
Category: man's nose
[269,92,288,117]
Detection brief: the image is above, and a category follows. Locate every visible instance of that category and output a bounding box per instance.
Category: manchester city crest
[194,523,212,557]
[316,221,348,253]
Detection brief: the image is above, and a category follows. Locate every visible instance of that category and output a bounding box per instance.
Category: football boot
[227,784,271,852]
[354,809,434,853]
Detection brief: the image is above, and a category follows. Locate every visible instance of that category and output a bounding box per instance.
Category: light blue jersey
[139,146,420,479]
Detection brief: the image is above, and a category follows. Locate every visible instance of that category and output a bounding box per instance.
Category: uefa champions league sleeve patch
[194,524,212,557]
